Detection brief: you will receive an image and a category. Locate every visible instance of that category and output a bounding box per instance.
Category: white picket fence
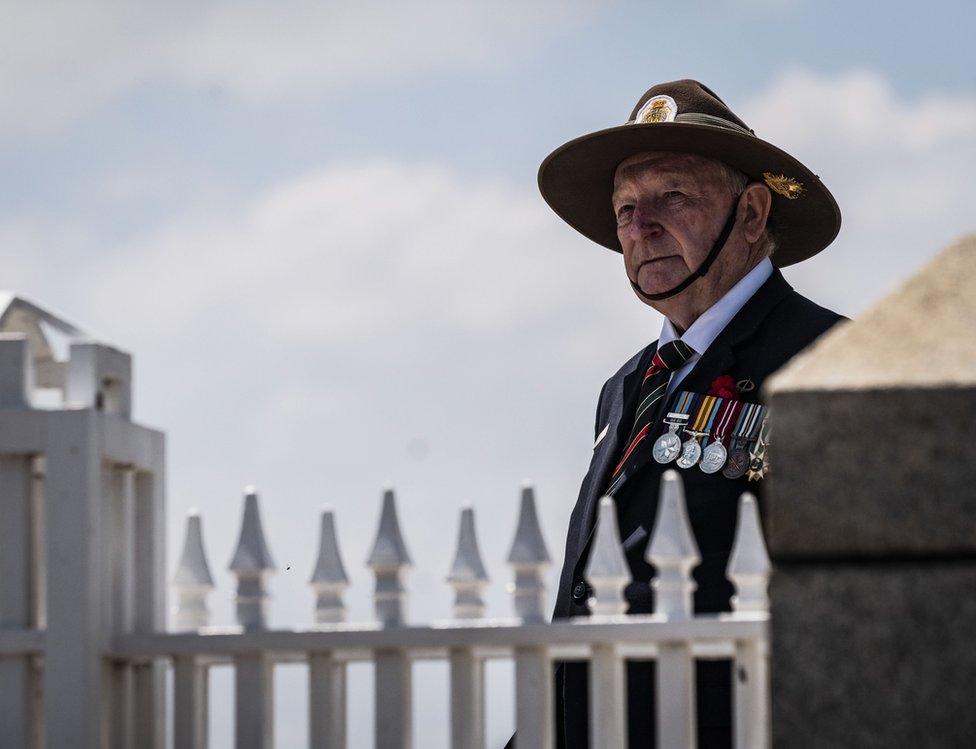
[0,298,771,749]
[151,472,768,749]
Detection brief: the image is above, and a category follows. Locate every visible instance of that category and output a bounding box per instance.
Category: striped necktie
[606,338,696,494]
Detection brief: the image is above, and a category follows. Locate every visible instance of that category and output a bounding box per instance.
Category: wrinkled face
[612,152,737,297]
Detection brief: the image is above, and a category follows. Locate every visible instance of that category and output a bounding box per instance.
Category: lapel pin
[736,378,756,393]
[593,423,610,449]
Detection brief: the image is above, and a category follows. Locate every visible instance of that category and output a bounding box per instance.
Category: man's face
[612,151,736,297]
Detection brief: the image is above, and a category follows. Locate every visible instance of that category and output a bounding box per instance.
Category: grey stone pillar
[763,235,976,748]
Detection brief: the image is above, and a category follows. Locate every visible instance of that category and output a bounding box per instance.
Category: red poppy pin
[708,374,739,400]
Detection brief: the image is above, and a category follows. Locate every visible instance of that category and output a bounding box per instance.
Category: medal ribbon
[744,405,766,442]
[711,398,744,446]
[731,402,765,445]
[700,396,725,444]
[666,390,697,423]
[729,402,753,444]
[687,394,721,439]
[754,415,771,450]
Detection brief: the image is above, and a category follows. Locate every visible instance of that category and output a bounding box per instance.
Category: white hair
[713,159,776,257]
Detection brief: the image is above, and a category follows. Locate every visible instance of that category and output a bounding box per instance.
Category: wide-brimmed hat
[537,79,840,267]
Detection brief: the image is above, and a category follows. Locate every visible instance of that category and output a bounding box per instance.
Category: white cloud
[746,68,976,155]
[83,160,634,350]
[163,0,593,99]
[742,69,976,311]
[0,4,160,137]
[0,0,598,137]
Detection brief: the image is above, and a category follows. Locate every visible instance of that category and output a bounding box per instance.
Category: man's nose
[626,203,664,242]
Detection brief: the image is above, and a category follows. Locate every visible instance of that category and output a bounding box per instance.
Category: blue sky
[2,1,974,746]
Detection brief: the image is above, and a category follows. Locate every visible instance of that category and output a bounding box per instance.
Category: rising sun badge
[763,172,805,200]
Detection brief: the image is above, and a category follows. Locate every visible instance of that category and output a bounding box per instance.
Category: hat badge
[634,94,677,124]
[763,172,805,200]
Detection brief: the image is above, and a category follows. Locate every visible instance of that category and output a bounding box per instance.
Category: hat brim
[537,121,841,267]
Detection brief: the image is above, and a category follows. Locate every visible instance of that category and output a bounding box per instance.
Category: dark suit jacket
[505,269,842,749]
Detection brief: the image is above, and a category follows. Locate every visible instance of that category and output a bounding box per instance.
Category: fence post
[132,455,167,749]
[447,507,489,749]
[727,493,770,749]
[229,487,276,630]
[42,410,105,748]
[229,487,276,749]
[508,483,553,749]
[310,507,349,624]
[507,484,551,623]
[309,507,349,749]
[584,497,630,749]
[0,333,33,409]
[173,654,209,749]
[0,451,40,749]
[647,470,700,749]
[367,487,413,749]
[447,507,489,620]
[106,465,136,747]
[367,487,412,627]
[173,511,215,630]
[173,511,215,749]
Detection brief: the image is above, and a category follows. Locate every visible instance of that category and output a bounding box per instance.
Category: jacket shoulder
[767,289,846,342]
[591,342,654,426]
[604,342,654,390]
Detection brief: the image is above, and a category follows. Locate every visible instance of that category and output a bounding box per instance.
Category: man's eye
[663,191,683,200]
[615,205,634,224]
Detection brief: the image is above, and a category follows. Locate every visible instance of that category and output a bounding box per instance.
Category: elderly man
[530,80,843,747]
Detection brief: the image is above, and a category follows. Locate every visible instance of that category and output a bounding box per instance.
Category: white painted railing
[143,472,767,749]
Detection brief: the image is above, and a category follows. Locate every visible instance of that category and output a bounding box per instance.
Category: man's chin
[633,275,685,299]
[636,261,687,292]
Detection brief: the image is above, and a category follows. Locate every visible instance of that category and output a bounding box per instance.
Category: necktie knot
[652,338,696,373]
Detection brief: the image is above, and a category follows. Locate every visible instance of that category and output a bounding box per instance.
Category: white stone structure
[0,293,166,748]
[0,292,771,749]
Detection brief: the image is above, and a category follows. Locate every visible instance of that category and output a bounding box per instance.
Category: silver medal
[653,431,682,464]
[675,437,702,469]
[699,440,728,474]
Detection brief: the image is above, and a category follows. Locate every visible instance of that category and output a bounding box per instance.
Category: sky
[2,1,974,746]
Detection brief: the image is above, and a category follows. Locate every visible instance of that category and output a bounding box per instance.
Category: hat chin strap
[629,195,741,302]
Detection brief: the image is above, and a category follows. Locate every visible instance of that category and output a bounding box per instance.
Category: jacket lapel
[574,342,655,558]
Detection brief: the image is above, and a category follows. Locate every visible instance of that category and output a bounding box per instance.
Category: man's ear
[740,182,772,244]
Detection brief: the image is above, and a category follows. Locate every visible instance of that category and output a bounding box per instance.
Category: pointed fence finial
[584,497,631,616]
[446,507,490,619]
[172,510,215,630]
[367,486,412,626]
[310,506,350,623]
[506,482,551,622]
[727,492,772,614]
[229,486,276,630]
[646,470,700,619]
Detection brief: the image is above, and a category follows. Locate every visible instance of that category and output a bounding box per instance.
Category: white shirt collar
[657,257,774,355]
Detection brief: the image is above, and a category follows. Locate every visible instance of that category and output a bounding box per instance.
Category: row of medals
[650,414,761,479]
